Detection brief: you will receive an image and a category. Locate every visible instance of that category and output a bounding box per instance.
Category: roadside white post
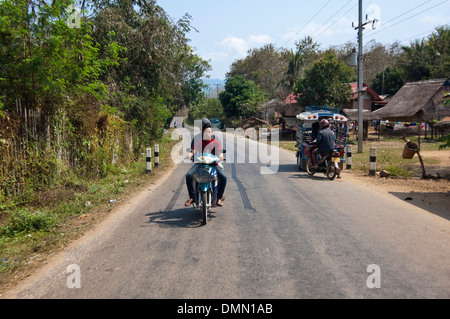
[154,145,159,167]
[347,145,353,169]
[369,147,376,176]
[146,147,152,173]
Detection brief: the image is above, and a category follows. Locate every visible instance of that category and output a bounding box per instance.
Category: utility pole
[353,0,379,153]
[214,84,220,98]
[357,0,364,153]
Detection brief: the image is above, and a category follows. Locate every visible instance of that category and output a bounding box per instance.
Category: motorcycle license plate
[332,157,340,163]
[194,174,213,183]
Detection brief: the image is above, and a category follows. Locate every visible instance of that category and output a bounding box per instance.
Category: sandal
[185,198,194,206]
[216,199,223,207]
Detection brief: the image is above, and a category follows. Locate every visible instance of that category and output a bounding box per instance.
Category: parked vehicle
[192,153,220,225]
[210,118,222,129]
[295,106,349,174]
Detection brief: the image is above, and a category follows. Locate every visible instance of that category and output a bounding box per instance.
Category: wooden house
[346,82,388,112]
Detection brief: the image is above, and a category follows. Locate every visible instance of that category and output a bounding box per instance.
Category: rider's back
[316,128,335,154]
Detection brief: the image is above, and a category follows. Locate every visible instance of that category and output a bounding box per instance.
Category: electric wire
[313,1,357,41]
[281,0,332,47]
[343,0,447,44]
[365,0,448,41]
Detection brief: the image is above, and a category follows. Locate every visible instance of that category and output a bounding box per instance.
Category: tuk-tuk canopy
[297,106,348,123]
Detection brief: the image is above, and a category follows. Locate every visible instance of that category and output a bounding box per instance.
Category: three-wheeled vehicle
[295,106,349,172]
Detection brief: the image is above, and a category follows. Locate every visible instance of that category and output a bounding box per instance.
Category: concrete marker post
[347,145,353,170]
[369,147,376,176]
[154,145,159,167]
[146,147,152,173]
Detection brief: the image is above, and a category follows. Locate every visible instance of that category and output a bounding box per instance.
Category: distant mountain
[203,78,225,86]
[202,78,226,98]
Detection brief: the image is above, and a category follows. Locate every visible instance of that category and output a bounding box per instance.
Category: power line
[399,28,438,44]
[365,0,449,40]
[313,1,357,41]
[281,0,332,47]
[381,0,434,26]
[343,0,446,44]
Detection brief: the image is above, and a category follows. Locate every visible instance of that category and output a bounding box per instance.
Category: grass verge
[348,138,441,177]
[0,133,179,293]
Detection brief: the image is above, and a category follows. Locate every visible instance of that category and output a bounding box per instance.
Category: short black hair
[202,123,212,132]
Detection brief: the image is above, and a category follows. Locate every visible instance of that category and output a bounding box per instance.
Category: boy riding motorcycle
[185,118,227,207]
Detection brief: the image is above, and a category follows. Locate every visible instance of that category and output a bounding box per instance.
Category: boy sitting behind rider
[185,118,227,207]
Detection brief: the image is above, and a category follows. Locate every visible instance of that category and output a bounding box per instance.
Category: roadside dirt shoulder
[340,170,450,221]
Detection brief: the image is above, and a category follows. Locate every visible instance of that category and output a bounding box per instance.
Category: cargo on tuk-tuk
[295,106,349,171]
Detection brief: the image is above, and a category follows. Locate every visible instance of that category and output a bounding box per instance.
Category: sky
[155,0,450,80]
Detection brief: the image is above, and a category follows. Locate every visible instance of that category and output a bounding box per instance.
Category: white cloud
[220,36,249,57]
[249,34,272,44]
[420,15,448,26]
[205,51,229,62]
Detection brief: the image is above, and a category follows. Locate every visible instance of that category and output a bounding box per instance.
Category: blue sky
[155,0,449,80]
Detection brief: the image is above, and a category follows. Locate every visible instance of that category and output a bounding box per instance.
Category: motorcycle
[192,153,221,225]
[305,149,341,181]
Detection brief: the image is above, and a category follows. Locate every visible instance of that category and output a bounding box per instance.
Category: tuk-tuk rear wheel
[306,158,315,176]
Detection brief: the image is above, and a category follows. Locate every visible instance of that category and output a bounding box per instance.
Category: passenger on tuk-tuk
[308,122,320,168]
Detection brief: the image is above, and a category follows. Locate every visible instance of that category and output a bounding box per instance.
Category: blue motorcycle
[192,153,220,225]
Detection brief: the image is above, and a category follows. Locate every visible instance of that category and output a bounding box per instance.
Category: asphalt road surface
[5,121,450,299]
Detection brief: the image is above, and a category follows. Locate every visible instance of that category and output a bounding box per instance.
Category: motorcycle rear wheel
[326,164,338,181]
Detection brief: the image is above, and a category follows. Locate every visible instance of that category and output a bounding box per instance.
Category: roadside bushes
[0,208,57,237]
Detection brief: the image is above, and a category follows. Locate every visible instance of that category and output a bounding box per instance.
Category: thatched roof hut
[373,78,450,122]
[434,116,450,132]
[342,109,382,121]
[243,117,271,129]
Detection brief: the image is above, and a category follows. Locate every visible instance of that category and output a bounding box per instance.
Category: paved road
[6,124,450,299]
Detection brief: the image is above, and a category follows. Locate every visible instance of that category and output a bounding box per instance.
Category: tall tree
[371,66,405,96]
[226,44,290,100]
[294,54,352,108]
[284,37,321,90]
[219,76,265,119]
[400,39,432,82]
[425,26,450,79]
[399,26,450,82]
[90,0,210,144]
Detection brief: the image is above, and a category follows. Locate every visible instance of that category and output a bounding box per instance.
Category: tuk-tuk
[295,106,349,171]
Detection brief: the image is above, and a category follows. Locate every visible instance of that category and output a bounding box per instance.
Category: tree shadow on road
[144,208,217,228]
[389,191,450,222]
